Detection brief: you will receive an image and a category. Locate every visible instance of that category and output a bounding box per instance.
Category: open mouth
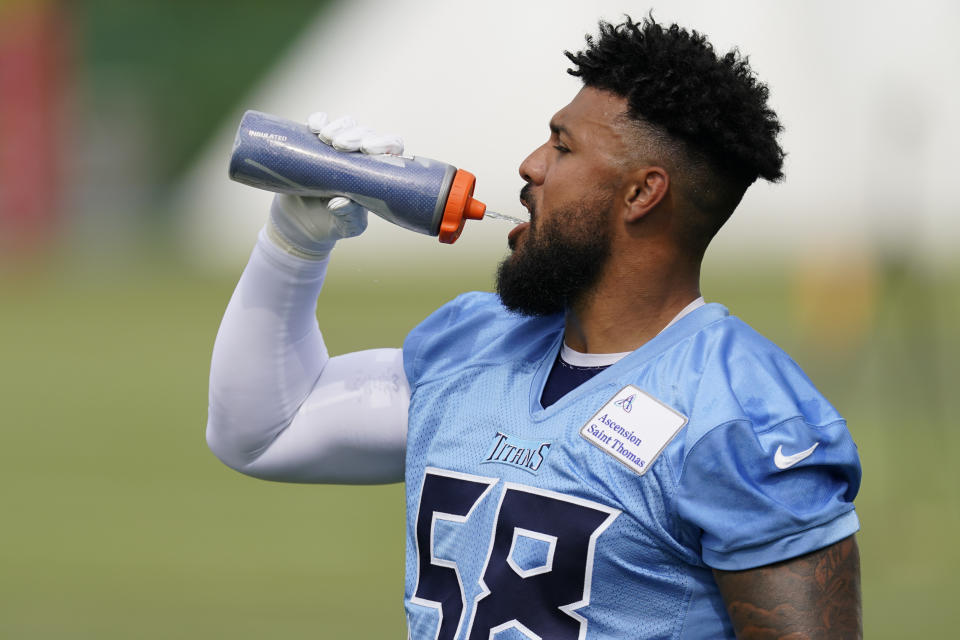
[508,192,535,249]
[507,221,530,250]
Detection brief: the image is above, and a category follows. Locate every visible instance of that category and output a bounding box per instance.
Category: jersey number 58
[411,468,620,640]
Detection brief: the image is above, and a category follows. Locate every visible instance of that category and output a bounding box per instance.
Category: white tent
[175,0,960,268]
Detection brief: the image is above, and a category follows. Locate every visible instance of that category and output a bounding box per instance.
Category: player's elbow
[204,413,275,478]
[205,419,250,475]
[205,413,315,483]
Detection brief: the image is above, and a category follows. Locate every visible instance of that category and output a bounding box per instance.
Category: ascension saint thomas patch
[580,385,687,476]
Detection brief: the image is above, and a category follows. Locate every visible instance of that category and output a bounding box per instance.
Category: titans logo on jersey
[402,293,861,639]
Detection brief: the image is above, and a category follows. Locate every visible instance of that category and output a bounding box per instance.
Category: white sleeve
[206,229,409,484]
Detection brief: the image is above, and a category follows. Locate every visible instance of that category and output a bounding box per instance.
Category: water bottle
[228,110,487,243]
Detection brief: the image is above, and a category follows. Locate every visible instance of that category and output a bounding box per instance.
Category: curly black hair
[566,16,784,186]
[564,16,785,251]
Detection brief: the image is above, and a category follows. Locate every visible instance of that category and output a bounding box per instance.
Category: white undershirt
[560,297,706,367]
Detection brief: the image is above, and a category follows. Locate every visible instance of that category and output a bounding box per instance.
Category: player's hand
[267,112,404,259]
[308,112,403,155]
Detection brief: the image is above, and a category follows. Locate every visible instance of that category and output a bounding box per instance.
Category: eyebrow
[549,121,572,140]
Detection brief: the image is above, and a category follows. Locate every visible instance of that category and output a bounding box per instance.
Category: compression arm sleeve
[206,229,409,484]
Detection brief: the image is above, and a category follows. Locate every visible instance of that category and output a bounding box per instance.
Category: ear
[623,167,669,223]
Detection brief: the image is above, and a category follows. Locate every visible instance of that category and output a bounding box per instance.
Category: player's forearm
[714,535,862,639]
[206,229,332,470]
[206,230,409,483]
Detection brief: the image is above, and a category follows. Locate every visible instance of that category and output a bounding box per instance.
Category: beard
[495,186,613,317]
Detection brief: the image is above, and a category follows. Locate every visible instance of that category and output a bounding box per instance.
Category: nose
[518,142,547,185]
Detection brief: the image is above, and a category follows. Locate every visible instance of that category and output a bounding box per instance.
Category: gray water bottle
[228,110,487,243]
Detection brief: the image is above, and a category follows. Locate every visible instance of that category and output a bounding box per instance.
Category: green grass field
[2,249,957,638]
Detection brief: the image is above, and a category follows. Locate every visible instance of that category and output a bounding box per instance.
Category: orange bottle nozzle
[438,169,486,244]
[466,197,486,220]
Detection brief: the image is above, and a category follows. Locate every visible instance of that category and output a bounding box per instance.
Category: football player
[208,16,861,639]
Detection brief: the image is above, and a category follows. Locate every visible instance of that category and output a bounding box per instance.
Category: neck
[563,247,701,354]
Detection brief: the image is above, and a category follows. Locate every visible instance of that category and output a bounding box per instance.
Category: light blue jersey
[402,292,860,640]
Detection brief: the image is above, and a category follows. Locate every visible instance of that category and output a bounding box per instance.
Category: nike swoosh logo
[774,442,820,469]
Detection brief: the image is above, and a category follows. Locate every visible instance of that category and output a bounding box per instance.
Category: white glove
[266,113,404,260]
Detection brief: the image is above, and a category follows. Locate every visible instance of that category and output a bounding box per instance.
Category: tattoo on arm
[713,535,862,640]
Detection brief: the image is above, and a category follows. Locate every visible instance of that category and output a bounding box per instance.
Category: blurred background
[1,0,957,637]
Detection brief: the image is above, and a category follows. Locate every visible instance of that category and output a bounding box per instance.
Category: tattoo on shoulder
[713,535,862,640]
